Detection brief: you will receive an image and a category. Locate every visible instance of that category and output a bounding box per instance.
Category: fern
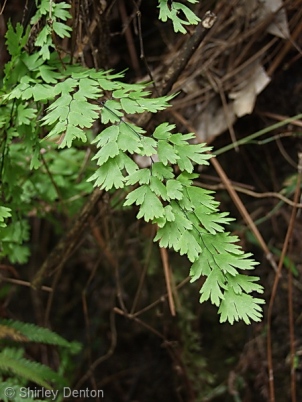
[0,1,265,324]
[0,348,64,389]
[0,320,81,400]
[0,207,11,228]
[158,0,200,33]
[0,320,81,353]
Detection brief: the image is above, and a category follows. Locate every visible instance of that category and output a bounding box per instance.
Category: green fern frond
[0,0,265,324]
[158,0,200,33]
[0,320,81,354]
[0,348,65,389]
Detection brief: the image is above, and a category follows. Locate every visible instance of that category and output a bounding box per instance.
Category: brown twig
[160,247,176,316]
[31,188,103,289]
[267,6,302,76]
[161,11,217,96]
[136,10,216,127]
[75,309,117,390]
[199,182,302,208]
[118,0,141,77]
[131,277,190,318]
[0,0,8,15]
[130,229,155,314]
[210,156,278,271]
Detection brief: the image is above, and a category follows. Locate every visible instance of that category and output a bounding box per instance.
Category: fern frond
[0,320,81,353]
[0,348,65,389]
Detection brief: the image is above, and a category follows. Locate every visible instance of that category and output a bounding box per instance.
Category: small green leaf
[35,25,52,47]
[120,97,144,114]
[166,179,183,200]
[38,65,60,83]
[33,84,56,101]
[53,1,72,20]
[52,21,72,38]
[190,248,214,281]
[5,22,28,57]
[117,122,141,153]
[186,186,219,211]
[158,140,179,165]
[137,188,165,222]
[150,176,168,200]
[153,122,175,140]
[93,125,119,147]
[0,207,11,228]
[88,157,125,190]
[68,99,99,128]
[195,209,233,234]
[164,205,175,222]
[60,125,86,147]
[101,100,123,124]
[16,105,36,125]
[226,274,264,295]
[124,185,148,206]
[218,289,264,324]
[138,137,157,156]
[126,169,151,185]
[173,3,200,25]
[199,268,226,307]
[92,141,119,165]
[175,230,201,262]
[151,162,174,180]
[77,78,103,99]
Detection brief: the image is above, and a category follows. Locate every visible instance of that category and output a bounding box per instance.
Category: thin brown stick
[210,155,278,271]
[267,7,302,76]
[160,247,176,316]
[1,277,52,293]
[118,0,141,76]
[114,307,165,339]
[31,188,102,289]
[130,230,155,314]
[132,277,190,318]
[218,82,238,150]
[0,0,8,14]
[136,10,216,128]
[75,309,117,389]
[161,11,217,95]
[259,112,302,128]
[199,182,302,208]
[266,153,302,402]
[136,7,159,94]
